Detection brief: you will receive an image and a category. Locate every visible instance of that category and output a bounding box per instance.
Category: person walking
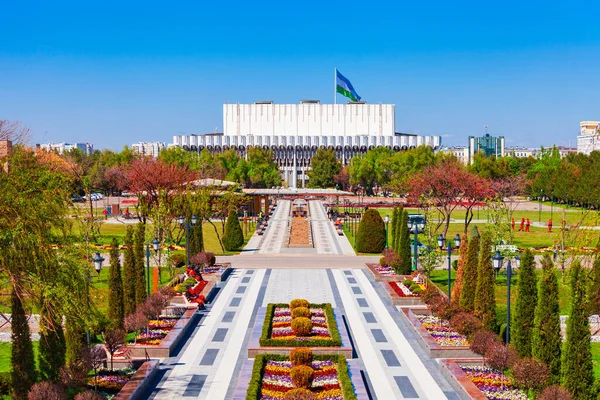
[548,218,552,233]
[525,218,531,232]
[511,218,515,231]
[519,217,525,231]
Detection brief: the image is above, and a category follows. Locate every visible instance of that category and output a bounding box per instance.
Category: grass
[0,341,40,373]
[592,343,600,380]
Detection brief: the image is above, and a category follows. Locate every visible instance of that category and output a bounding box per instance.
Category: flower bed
[460,366,527,400]
[260,303,342,347]
[389,281,422,297]
[374,265,397,276]
[87,368,135,395]
[414,314,469,347]
[133,309,186,345]
[246,354,357,400]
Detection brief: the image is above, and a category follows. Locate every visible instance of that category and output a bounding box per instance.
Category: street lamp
[492,250,519,344]
[92,252,105,274]
[408,216,426,271]
[539,189,543,223]
[437,234,461,300]
[179,214,198,269]
[384,214,390,249]
[145,237,158,296]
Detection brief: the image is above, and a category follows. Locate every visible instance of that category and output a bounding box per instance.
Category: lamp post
[88,252,105,346]
[492,251,520,344]
[437,234,461,300]
[408,216,426,271]
[178,214,198,269]
[384,214,390,249]
[539,189,543,223]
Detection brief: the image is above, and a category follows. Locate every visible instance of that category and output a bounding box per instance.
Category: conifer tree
[532,255,562,383]
[65,315,87,366]
[562,260,594,399]
[451,234,469,304]
[474,231,496,331]
[512,248,537,357]
[587,252,600,315]
[133,222,147,304]
[390,206,399,252]
[11,288,36,399]
[460,226,480,312]
[108,238,124,328]
[398,210,412,274]
[393,205,403,252]
[122,226,136,315]
[222,209,244,251]
[38,305,66,382]
[189,223,204,255]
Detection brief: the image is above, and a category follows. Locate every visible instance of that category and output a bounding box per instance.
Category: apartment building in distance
[132,141,166,157]
[37,142,94,155]
[577,121,600,155]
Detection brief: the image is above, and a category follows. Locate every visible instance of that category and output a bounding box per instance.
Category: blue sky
[1,0,599,150]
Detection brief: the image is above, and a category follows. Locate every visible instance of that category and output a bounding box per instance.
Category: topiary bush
[290,299,310,310]
[290,365,314,389]
[292,307,311,319]
[290,348,313,367]
[411,286,423,294]
[283,388,317,400]
[222,209,244,251]
[291,317,313,337]
[356,209,385,253]
[170,253,186,268]
[511,357,550,393]
[470,330,501,355]
[403,279,415,286]
[449,312,482,338]
[484,342,517,371]
[379,257,386,266]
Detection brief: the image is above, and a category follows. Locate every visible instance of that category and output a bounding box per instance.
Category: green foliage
[307,148,341,188]
[64,316,87,367]
[532,255,562,383]
[391,206,399,250]
[398,210,412,274]
[356,209,385,253]
[562,260,594,399]
[292,307,311,319]
[222,209,244,251]
[460,227,480,312]
[291,318,313,337]
[474,231,496,331]
[512,249,537,357]
[133,222,147,304]
[122,226,136,315]
[588,253,600,315]
[11,289,36,400]
[108,238,124,328]
[189,223,204,255]
[38,307,66,382]
[226,147,282,188]
[0,372,11,396]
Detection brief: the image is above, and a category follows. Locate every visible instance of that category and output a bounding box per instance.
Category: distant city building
[577,121,600,155]
[132,142,166,158]
[468,133,505,164]
[172,101,441,187]
[438,146,468,164]
[38,142,94,155]
[506,146,577,159]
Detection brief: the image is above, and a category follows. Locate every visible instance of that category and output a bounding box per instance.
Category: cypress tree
[133,222,147,304]
[189,223,204,255]
[108,238,124,328]
[562,260,594,399]
[356,209,386,253]
[460,226,480,312]
[390,206,399,252]
[587,253,600,315]
[398,210,412,274]
[11,287,36,400]
[512,249,537,357]
[532,255,562,384]
[222,209,244,251]
[474,231,496,331]
[122,226,136,315]
[38,309,66,382]
[64,315,87,366]
[393,205,404,252]
[451,234,469,304]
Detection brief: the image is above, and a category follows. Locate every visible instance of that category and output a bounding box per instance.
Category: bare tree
[0,120,31,143]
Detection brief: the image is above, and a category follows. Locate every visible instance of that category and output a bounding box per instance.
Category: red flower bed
[389,281,419,297]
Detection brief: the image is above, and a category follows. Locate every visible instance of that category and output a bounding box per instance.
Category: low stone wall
[439,359,487,400]
[365,263,402,282]
[201,263,232,282]
[113,359,160,400]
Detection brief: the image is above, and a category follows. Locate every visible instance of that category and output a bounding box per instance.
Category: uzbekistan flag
[336,70,361,102]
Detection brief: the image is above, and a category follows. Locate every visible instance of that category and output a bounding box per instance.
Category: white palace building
[172,101,441,188]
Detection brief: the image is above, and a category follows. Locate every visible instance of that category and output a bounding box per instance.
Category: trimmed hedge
[356,209,385,253]
[259,303,342,347]
[245,354,357,400]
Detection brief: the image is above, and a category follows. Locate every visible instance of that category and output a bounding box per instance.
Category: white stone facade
[577,121,600,155]
[132,141,166,158]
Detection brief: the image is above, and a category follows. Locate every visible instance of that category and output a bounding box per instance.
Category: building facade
[132,141,166,158]
[467,134,505,164]
[438,146,468,164]
[577,121,600,155]
[38,142,94,155]
[172,101,441,187]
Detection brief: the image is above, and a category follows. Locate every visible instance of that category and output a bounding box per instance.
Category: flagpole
[334,68,337,104]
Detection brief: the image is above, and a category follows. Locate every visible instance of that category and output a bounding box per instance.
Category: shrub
[381,248,397,265]
[356,209,386,253]
[170,253,186,268]
[290,348,313,367]
[0,372,10,396]
[452,259,459,271]
[450,312,482,338]
[290,365,314,389]
[437,301,460,322]
[403,279,415,286]
[537,385,573,400]
[511,357,550,392]
[124,311,147,334]
[412,287,423,294]
[379,257,387,266]
[291,318,313,337]
[421,285,441,304]
[409,283,420,292]
[470,330,500,355]
[222,209,244,251]
[283,388,317,400]
[292,307,311,319]
[290,299,310,310]
[74,391,105,400]
[484,342,517,371]
[27,381,66,400]
[190,251,216,268]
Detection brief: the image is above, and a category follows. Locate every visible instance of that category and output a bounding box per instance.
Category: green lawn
[592,343,600,379]
[0,341,39,373]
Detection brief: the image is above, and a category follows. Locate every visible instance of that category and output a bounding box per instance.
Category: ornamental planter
[199,262,232,282]
[113,359,160,400]
[365,263,402,282]
[383,280,425,306]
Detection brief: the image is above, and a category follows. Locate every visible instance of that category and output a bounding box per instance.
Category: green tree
[587,252,600,315]
[356,209,386,253]
[133,223,147,304]
[398,210,412,274]
[532,255,562,383]
[460,226,480,312]
[451,234,469,304]
[38,305,66,382]
[562,260,594,399]
[474,231,496,331]
[307,148,341,188]
[222,209,244,251]
[390,206,399,251]
[189,224,204,255]
[65,316,87,366]
[122,226,136,315]
[108,238,124,328]
[512,249,537,357]
[11,288,36,399]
